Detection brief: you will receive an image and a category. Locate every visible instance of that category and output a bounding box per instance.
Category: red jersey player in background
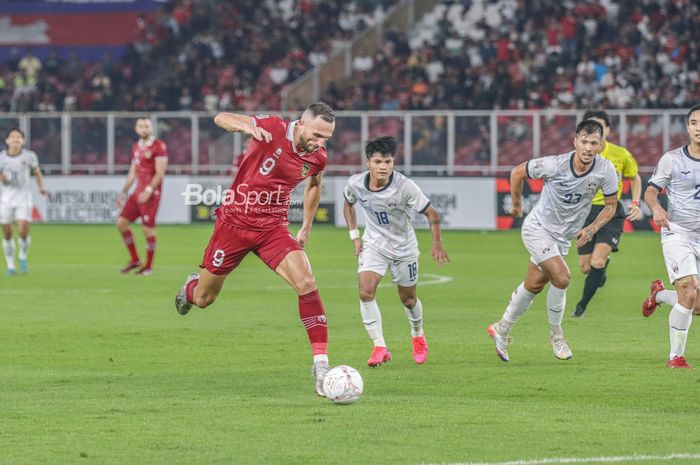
[175,102,335,397]
[116,117,168,276]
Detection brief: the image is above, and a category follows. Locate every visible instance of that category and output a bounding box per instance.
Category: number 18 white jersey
[524,152,618,243]
[344,171,430,259]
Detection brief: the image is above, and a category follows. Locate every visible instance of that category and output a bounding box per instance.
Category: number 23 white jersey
[525,152,618,243]
[344,171,430,259]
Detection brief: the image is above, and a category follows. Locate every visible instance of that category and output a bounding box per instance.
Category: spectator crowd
[1,0,698,113]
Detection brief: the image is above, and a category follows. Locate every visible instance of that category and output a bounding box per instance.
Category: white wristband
[145,185,154,194]
[349,229,360,240]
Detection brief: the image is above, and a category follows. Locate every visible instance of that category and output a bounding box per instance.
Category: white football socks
[500,282,536,332]
[669,303,693,358]
[403,298,424,337]
[547,285,567,328]
[2,238,15,270]
[656,289,678,306]
[18,236,30,260]
[360,300,386,347]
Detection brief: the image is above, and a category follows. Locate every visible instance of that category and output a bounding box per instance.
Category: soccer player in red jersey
[116,117,168,276]
[175,103,336,396]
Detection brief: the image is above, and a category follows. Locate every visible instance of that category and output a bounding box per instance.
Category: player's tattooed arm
[423,206,449,265]
[576,194,617,247]
[214,113,272,142]
[297,174,322,247]
[509,162,528,218]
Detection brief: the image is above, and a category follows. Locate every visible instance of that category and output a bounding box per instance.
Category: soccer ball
[322,365,363,404]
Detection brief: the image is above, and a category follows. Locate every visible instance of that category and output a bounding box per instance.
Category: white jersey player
[488,120,618,362]
[343,136,449,367]
[641,103,700,369]
[0,128,47,275]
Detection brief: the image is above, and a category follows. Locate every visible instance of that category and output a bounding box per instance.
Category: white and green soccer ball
[322,365,364,404]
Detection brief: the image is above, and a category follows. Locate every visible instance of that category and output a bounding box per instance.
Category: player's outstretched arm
[213,112,271,142]
[510,162,528,217]
[343,199,362,256]
[644,184,669,228]
[33,166,48,197]
[626,173,643,220]
[423,206,449,265]
[576,195,618,248]
[297,174,322,247]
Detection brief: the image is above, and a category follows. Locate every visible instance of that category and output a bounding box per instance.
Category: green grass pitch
[1,225,699,465]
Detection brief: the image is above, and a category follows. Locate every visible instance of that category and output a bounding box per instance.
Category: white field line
[422,453,700,465]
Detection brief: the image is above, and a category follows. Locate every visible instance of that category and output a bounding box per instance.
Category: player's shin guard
[403,298,424,337]
[299,290,328,358]
[360,300,385,347]
[2,238,15,269]
[669,303,693,358]
[547,285,567,328]
[18,236,30,260]
[145,235,156,268]
[501,282,535,331]
[120,230,140,262]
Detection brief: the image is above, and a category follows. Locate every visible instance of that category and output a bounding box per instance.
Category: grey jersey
[524,152,618,242]
[648,146,700,234]
[0,148,39,205]
[344,171,430,259]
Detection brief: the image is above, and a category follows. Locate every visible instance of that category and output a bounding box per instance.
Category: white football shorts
[661,229,700,284]
[358,246,419,287]
[0,202,32,224]
[521,221,570,266]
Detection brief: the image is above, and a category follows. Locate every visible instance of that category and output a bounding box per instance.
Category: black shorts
[577,203,625,255]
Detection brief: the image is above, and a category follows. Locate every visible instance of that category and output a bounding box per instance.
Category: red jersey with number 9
[216,115,328,230]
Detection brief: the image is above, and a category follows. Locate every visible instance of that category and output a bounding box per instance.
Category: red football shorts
[119,191,161,227]
[200,220,303,275]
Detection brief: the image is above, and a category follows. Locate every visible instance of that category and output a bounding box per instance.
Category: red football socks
[185,278,199,304]
[121,230,140,262]
[298,289,328,356]
[145,235,156,268]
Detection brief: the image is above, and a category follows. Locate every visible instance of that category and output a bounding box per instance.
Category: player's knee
[676,278,697,305]
[116,218,128,231]
[400,294,416,308]
[524,282,544,294]
[295,274,317,295]
[579,263,590,274]
[359,288,375,302]
[590,256,607,269]
[551,273,570,289]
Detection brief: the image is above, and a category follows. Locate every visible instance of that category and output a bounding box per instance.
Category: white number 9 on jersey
[259,157,276,175]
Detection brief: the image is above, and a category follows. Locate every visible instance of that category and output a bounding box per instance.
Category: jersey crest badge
[301,162,310,177]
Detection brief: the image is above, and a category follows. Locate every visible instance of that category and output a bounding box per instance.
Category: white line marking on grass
[423,453,700,465]
[256,273,453,291]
